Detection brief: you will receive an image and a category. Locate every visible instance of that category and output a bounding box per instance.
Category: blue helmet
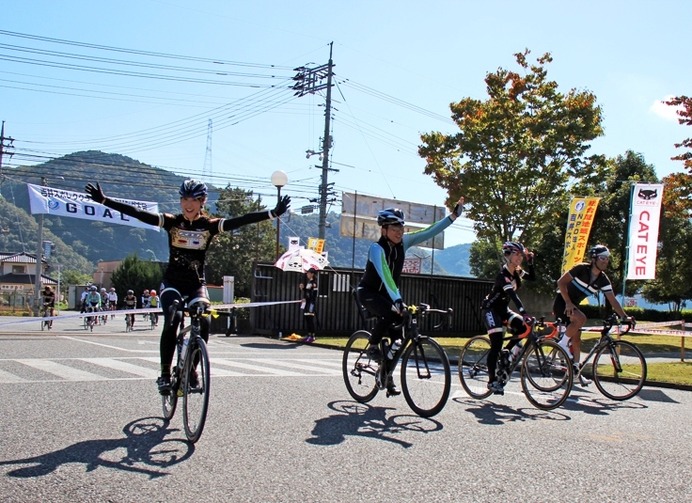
[179,179,208,199]
[377,208,405,226]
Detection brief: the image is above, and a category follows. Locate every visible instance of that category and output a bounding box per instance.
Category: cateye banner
[27,183,160,231]
[626,183,664,280]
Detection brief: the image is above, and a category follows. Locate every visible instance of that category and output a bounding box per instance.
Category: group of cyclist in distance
[83,177,629,400]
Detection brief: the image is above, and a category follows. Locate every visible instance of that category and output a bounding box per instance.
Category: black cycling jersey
[482,264,535,314]
[99,198,272,292]
[558,262,613,304]
[123,294,137,308]
[41,290,55,308]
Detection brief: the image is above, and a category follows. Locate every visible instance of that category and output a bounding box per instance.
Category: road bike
[84,305,98,332]
[125,309,136,332]
[161,298,211,443]
[554,314,646,400]
[40,303,53,331]
[149,311,159,330]
[342,302,452,418]
[458,317,574,410]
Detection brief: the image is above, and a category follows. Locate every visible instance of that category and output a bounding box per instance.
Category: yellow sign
[307,238,325,254]
[561,196,600,274]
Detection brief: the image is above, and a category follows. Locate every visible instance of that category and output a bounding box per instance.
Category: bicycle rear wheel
[342,330,379,403]
[592,340,646,400]
[401,336,451,418]
[521,340,573,410]
[458,335,493,399]
[182,338,210,443]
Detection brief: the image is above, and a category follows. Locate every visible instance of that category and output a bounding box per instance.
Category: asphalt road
[0,316,690,502]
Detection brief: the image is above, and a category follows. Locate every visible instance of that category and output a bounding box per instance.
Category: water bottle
[511,341,522,360]
[387,339,402,360]
[180,337,189,361]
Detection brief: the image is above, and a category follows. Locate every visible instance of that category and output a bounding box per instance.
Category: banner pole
[621,183,635,301]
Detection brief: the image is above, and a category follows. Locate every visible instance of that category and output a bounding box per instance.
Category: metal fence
[249,262,492,338]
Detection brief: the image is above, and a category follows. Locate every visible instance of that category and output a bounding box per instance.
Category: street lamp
[271,170,288,259]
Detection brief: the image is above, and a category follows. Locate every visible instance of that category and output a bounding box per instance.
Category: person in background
[123,289,138,330]
[299,267,318,343]
[553,244,633,386]
[80,286,89,314]
[107,287,118,319]
[141,289,150,319]
[480,241,535,395]
[41,285,56,329]
[85,179,290,395]
[149,289,160,327]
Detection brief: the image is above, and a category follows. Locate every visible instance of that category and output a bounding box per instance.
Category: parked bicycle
[342,303,452,418]
[554,314,646,400]
[458,317,574,410]
[161,299,211,443]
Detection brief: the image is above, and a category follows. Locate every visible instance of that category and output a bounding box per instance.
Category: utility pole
[0,121,15,174]
[33,177,47,315]
[292,42,338,239]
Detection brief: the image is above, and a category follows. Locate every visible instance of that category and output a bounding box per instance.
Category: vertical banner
[561,196,600,274]
[626,183,664,280]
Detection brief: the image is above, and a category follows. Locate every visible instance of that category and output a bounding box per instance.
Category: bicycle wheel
[342,330,379,403]
[458,335,493,399]
[521,340,573,410]
[182,338,210,443]
[401,336,451,418]
[592,341,647,400]
[162,366,179,421]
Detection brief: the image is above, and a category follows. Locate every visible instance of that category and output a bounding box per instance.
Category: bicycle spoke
[183,339,210,443]
[458,336,493,399]
[342,331,379,403]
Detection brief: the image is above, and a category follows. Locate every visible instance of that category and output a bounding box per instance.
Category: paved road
[0,316,690,502]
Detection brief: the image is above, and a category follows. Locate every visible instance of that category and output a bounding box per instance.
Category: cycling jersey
[558,262,613,304]
[85,292,101,307]
[123,295,137,308]
[149,295,159,308]
[482,264,535,314]
[41,290,55,308]
[359,216,455,302]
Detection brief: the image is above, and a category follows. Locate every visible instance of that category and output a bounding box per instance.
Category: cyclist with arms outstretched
[356,197,463,396]
[85,179,291,394]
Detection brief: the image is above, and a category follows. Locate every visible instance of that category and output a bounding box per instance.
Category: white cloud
[650,95,683,121]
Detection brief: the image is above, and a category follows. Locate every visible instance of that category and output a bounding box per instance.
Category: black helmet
[179,179,208,199]
[377,208,405,226]
[589,245,610,259]
[502,241,526,256]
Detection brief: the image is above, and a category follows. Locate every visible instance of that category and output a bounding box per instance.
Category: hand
[525,251,534,265]
[452,196,465,218]
[522,314,534,325]
[272,195,291,217]
[392,299,407,316]
[625,315,636,328]
[85,182,106,204]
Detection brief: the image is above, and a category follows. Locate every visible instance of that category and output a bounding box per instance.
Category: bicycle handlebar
[602,313,635,334]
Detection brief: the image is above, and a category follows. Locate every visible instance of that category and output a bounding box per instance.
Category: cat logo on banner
[561,196,600,274]
[307,238,325,254]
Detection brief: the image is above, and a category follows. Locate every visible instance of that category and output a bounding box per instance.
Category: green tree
[664,95,692,172]
[110,254,163,306]
[419,50,606,250]
[205,187,275,297]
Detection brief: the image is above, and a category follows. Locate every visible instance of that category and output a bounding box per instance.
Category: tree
[205,187,276,297]
[419,50,607,250]
[664,95,692,172]
[110,254,163,305]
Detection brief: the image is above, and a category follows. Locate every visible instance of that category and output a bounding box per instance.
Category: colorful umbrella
[274,247,329,273]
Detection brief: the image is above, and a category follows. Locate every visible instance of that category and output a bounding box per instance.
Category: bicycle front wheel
[401,336,451,418]
[458,335,493,399]
[342,330,379,403]
[521,340,573,410]
[182,338,211,443]
[592,340,646,400]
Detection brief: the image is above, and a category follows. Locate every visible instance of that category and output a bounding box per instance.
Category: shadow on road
[451,396,570,424]
[306,400,443,448]
[0,417,193,479]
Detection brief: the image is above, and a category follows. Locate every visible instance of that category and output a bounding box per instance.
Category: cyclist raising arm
[357,197,463,396]
[553,244,631,385]
[85,179,290,394]
[481,242,535,395]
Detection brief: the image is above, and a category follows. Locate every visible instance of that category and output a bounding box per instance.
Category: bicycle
[149,311,159,330]
[40,303,53,331]
[555,314,646,400]
[342,303,452,418]
[125,309,135,332]
[161,298,211,443]
[84,305,98,332]
[458,317,574,410]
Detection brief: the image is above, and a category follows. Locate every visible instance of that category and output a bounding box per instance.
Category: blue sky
[2,0,690,246]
